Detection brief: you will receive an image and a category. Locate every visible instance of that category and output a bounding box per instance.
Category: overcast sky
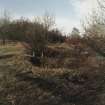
[0,0,98,33]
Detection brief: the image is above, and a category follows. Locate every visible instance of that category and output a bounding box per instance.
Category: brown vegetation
[0,5,105,104]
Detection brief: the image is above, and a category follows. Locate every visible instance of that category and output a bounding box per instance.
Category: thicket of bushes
[0,14,66,65]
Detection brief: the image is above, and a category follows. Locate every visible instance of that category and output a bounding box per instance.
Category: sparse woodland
[0,0,105,105]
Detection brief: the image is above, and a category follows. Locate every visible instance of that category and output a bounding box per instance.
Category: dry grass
[0,44,105,105]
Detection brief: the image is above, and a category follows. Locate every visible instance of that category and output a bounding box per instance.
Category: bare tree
[43,12,55,30]
[0,10,11,45]
[71,27,80,38]
[82,10,105,57]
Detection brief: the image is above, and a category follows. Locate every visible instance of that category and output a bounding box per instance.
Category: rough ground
[0,44,105,105]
